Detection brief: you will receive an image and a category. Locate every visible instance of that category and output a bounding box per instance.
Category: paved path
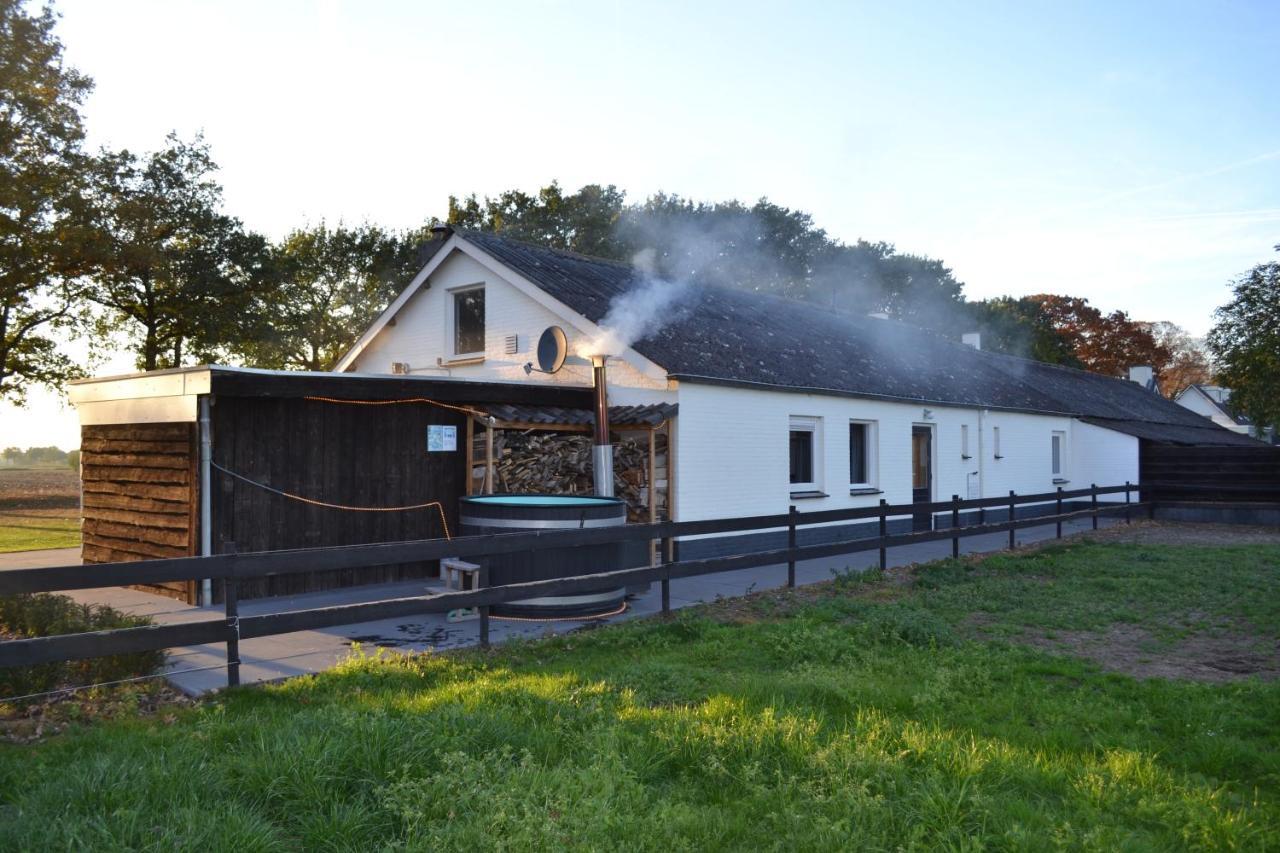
[7,516,1126,695]
[0,547,80,570]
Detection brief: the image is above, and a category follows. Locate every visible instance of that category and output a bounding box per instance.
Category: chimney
[591,355,614,497]
[962,332,981,350]
[1128,365,1154,388]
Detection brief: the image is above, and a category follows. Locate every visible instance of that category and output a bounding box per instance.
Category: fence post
[1056,487,1063,539]
[1008,490,1016,549]
[477,563,490,648]
[787,505,797,588]
[951,494,960,559]
[222,541,240,689]
[1091,483,1098,530]
[878,499,888,571]
[660,534,672,616]
[1124,481,1132,525]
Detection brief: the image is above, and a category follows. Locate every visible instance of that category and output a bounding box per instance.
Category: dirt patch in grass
[1,682,194,745]
[1019,618,1280,683]
[1078,520,1280,547]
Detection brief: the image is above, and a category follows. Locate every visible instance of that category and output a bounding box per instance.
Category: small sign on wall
[427,424,457,452]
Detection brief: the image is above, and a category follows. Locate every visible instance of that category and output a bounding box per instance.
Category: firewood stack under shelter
[466,403,674,525]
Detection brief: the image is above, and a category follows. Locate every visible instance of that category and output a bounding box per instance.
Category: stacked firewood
[492,432,650,520]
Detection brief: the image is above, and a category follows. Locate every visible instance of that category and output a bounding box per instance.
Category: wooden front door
[911,426,933,531]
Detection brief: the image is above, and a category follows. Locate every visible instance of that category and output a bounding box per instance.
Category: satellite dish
[535,325,568,374]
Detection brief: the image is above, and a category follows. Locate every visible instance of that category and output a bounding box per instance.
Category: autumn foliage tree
[1141,321,1213,398]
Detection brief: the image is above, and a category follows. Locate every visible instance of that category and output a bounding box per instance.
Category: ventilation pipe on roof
[591,355,614,497]
[962,332,981,350]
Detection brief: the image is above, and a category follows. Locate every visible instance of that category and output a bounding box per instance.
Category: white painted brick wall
[675,383,1139,522]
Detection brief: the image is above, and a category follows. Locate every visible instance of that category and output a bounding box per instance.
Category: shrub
[0,594,163,701]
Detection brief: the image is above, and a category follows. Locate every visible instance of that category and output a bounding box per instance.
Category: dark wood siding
[80,422,199,601]
[209,396,467,600]
[1140,443,1280,502]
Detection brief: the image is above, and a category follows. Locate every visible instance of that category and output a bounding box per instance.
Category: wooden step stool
[441,558,481,622]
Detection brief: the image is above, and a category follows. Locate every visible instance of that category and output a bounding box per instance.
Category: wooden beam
[484,421,494,494]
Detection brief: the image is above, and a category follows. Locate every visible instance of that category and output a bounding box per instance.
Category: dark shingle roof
[1078,417,1267,447]
[458,230,1237,442]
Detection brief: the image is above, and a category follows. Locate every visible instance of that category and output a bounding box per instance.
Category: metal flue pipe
[591,355,614,497]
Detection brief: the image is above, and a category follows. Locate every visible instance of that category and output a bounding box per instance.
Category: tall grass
[0,542,1276,850]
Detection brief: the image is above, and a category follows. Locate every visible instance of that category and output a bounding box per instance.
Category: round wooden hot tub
[458,495,627,618]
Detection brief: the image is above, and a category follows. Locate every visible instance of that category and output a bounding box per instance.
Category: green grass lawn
[2,539,1278,850]
[0,511,80,553]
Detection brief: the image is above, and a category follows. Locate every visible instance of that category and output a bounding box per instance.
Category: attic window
[452,286,485,356]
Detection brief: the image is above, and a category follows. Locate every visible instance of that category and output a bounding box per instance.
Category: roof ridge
[454,227,637,271]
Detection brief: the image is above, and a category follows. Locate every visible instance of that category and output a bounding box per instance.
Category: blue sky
[4,0,1279,448]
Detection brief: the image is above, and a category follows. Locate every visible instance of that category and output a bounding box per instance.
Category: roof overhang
[67,365,595,425]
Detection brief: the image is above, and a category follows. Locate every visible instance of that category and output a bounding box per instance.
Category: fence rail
[0,483,1145,687]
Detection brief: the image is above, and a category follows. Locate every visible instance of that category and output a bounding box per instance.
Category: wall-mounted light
[922,408,934,421]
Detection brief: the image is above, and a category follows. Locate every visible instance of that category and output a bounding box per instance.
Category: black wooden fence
[0,483,1143,691]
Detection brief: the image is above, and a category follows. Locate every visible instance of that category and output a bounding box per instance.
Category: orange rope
[211,462,451,539]
[303,395,489,419]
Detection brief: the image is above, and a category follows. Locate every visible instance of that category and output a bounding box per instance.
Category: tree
[965,296,1081,366]
[1031,295,1170,379]
[235,222,424,371]
[447,182,626,258]
[0,1,95,404]
[447,182,968,326]
[1140,321,1213,398]
[87,136,271,370]
[1207,252,1280,429]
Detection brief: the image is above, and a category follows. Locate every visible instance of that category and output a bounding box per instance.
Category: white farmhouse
[337,227,1257,554]
[1175,384,1276,444]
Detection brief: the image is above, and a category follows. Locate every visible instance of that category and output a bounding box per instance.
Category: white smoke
[576,248,690,356]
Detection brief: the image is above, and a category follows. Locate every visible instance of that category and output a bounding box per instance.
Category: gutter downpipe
[977,409,987,502]
[199,396,213,606]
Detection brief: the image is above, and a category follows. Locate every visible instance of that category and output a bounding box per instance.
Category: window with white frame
[993,425,1002,459]
[450,285,486,356]
[961,424,971,459]
[849,420,877,489]
[1051,430,1066,478]
[789,416,821,493]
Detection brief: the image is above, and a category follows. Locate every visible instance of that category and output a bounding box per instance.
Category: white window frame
[993,425,1002,459]
[789,416,822,494]
[447,283,486,358]
[1051,430,1067,479]
[961,424,971,459]
[848,419,878,491]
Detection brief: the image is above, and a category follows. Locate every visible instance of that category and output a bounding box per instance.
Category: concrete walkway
[5,516,1125,695]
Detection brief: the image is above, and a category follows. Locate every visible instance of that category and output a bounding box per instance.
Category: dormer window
[451,286,485,356]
